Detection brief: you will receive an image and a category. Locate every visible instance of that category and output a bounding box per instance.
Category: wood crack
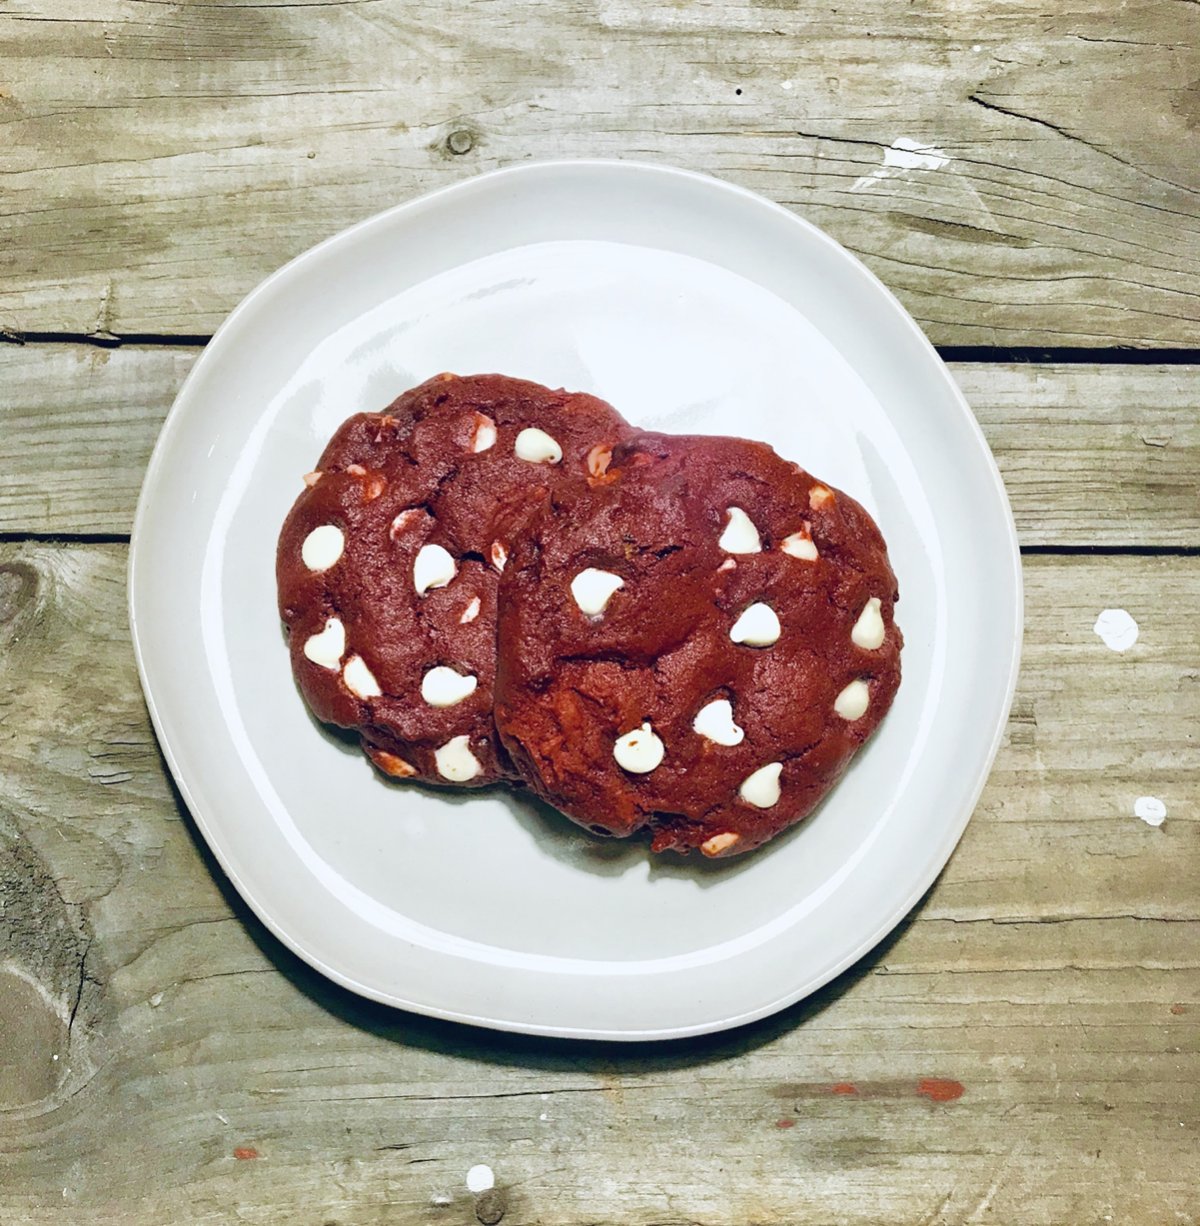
[66,936,94,1039]
[174,966,274,987]
[303,1084,670,1104]
[1068,33,1188,48]
[966,93,1195,195]
[876,962,1195,976]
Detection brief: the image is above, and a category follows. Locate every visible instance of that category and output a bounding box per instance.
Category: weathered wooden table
[2,2,1197,1222]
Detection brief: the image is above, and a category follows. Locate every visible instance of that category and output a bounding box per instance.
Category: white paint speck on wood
[466,1164,495,1193]
[851,136,951,191]
[1094,608,1139,652]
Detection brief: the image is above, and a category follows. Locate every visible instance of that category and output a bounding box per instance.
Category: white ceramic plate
[130,160,1022,1040]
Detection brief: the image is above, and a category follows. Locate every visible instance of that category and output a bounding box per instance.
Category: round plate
[130,160,1022,1040]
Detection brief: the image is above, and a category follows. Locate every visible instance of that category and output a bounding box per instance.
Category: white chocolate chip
[780,528,819,561]
[303,617,345,670]
[851,597,886,650]
[809,485,834,510]
[302,470,323,488]
[345,463,366,476]
[730,602,781,647]
[718,506,762,554]
[835,679,870,721]
[570,568,624,617]
[435,734,481,782]
[739,762,782,808]
[514,427,562,464]
[459,596,481,624]
[692,698,745,747]
[470,413,497,453]
[301,524,345,572]
[342,654,381,699]
[717,558,737,573]
[613,723,665,774]
[413,543,456,596]
[490,541,508,573]
[421,666,479,708]
[390,508,426,539]
[701,832,741,857]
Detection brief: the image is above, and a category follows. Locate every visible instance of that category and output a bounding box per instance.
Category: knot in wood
[474,1187,505,1225]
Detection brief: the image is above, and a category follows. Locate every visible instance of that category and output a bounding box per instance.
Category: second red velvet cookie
[493,432,903,856]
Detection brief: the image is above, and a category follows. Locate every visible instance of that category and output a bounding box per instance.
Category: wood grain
[0,346,196,536]
[0,542,1195,1224]
[2,344,1198,546]
[1,0,1197,344]
[5,1,1197,1217]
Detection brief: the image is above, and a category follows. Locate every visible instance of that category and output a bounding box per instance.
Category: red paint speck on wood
[233,1147,260,1160]
[916,1078,965,1103]
[829,1082,859,1096]
[775,1118,795,1129]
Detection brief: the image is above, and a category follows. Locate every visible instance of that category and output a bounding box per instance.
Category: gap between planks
[1,533,1195,557]
[4,332,1200,365]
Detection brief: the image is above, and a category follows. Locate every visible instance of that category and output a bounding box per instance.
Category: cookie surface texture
[276,373,634,786]
[494,432,903,853]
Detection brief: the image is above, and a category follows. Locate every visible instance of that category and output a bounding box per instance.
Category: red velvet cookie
[276,373,635,786]
[493,432,903,855]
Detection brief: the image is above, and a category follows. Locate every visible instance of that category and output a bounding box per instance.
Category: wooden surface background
[1,0,1197,1222]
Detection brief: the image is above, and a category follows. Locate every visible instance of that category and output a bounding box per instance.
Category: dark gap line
[3,332,1200,366]
[3,533,1196,558]
[940,346,1200,366]
[2,331,212,349]
[1021,544,1200,558]
[0,531,130,545]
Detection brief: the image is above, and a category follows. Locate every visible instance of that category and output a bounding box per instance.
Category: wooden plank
[0,542,1195,1223]
[964,362,1200,550]
[2,344,1197,545]
[0,346,195,535]
[0,0,1197,344]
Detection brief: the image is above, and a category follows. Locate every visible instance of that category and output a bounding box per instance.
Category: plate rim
[128,157,1024,1040]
